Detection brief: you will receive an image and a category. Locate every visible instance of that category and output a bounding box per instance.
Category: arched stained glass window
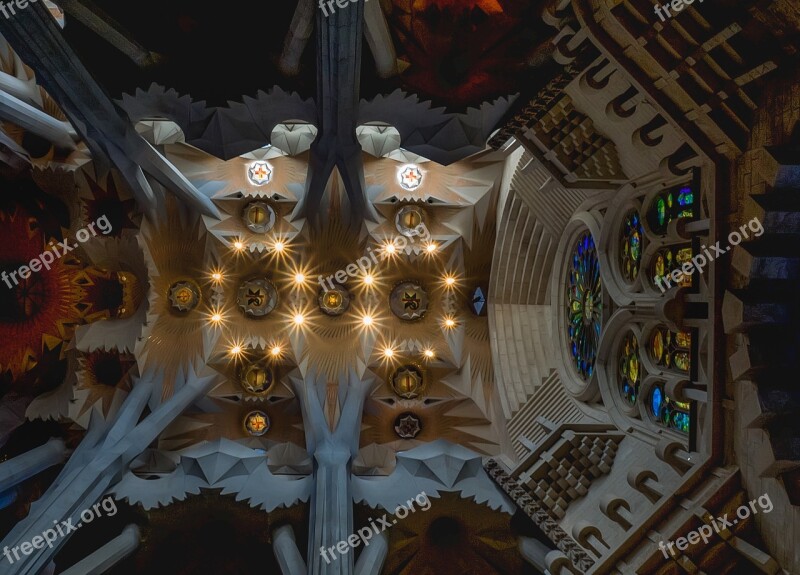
[649,326,691,372]
[647,186,695,235]
[566,232,602,381]
[649,384,690,433]
[650,246,693,289]
[619,332,641,405]
[620,210,644,282]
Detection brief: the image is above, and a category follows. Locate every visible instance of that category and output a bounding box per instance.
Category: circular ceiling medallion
[398,164,423,191]
[242,201,276,234]
[247,161,272,186]
[318,284,351,316]
[237,278,279,318]
[394,412,422,439]
[168,280,200,312]
[239,362,275,395]
[395,205,427,238]
[244,410,270,436]
[391,365,424,399]
[390,281,429,321]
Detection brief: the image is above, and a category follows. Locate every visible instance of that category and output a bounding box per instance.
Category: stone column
[518,536,551,573]
[0,438,66,494]
[272,525,306,575]
[354,531,387,575]
[293,371,373,575]
[59,524,140,575]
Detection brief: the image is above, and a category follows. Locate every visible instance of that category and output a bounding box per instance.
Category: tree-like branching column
[0,370,215,575]
[291,369,374,575]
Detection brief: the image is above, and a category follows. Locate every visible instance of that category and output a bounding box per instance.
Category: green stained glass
[649,384,691,434]
[566,232,603,381]
[648,185,696,234]
[619,332,641,405]
[620,210,644,282]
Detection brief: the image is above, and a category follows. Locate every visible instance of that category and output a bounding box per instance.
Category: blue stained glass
[566,232,602,381]
[620,210,644,282]
[649,186,695,234]
[649,384,691,434]
[671,412,690,433]
[677,187,694,207]
[651,386,663,417]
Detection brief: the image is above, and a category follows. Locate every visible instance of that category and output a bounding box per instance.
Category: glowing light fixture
[270,345,282,357]
[444,317,456,329]
[423,349,435,358]
[230,345,243,355]
[363,274,374,286]
[274,241,285,253]
[444,276,456,287]
[362,315,374,327]
[210,313,222,323]
[293,313,305,326]
[383,347,395,358]
[383,242,396,255]
[211,272,223,282]
[294,273,306,285]
[247,161,272,186]
[233,240,245,251]
[426,243,437,253]
[398,164,423,191]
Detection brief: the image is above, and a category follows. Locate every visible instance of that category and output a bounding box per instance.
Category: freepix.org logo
[0,0,39,20]
[2,214,113,290]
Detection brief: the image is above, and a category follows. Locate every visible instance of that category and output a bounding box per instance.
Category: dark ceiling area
[61,0,556,112]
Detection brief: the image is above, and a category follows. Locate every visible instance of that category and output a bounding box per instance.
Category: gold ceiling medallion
[239,362,276,396]
[237,277,279,318]
[390,280,429,321]
[244,410,271,436]
[242,201,277,234]
[167,280,201,313]
[394,205,427,238]
[318,284,351,316]
[391,364,424,399]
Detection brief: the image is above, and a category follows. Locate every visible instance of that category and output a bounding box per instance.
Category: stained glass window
[649,384,690,433]
[650,246,693,289]
[619,332,641,405]
[620,210,644,282]
[649,326,691,372]
[647,186,695,235]
[566,232,602,381]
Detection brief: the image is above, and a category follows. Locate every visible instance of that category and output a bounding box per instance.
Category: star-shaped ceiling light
[247,161,273,186]
[398,164,423,191]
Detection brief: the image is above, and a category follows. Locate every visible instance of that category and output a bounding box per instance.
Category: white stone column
[0,438,67,494]
[518,536,550,573]
[272,525,306,575]
[59,524,140,575]
[354,531,387,575]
